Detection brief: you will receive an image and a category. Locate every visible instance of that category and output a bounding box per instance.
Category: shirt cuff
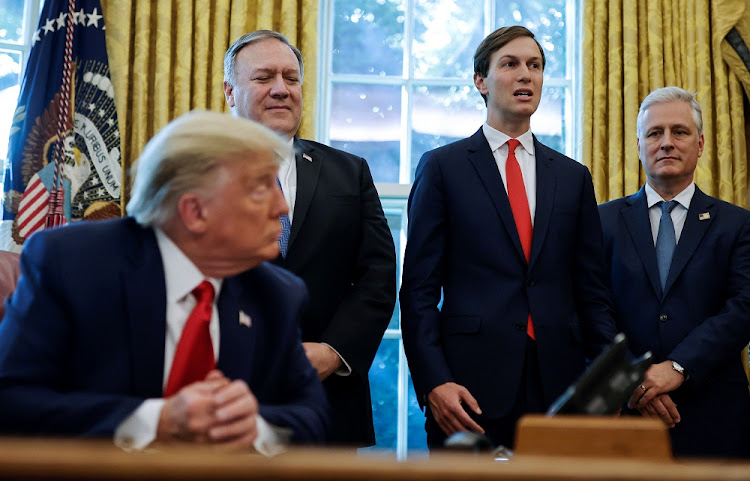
[114,398,164,451]
[254,415,292,456]
[321,342,352,376]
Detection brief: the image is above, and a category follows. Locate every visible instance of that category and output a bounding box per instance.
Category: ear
[473,72,488,95]
[223,81,235,108]
[697,133,705,157]
[176,192,209,234]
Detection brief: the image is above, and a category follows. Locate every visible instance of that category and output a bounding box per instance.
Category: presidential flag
[1,0,122,251]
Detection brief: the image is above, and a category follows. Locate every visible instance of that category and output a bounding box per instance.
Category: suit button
[515,323,525,331]
[659,314,668,322]
[527,279,535,287]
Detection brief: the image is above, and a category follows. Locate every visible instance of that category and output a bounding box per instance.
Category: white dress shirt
[277,139,297,224]
[645,182,694,245]
[114,229,284,455]
[482,123,537,224]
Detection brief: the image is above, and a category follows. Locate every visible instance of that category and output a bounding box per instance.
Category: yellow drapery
[100,0,318,208]
[582,0,748,208]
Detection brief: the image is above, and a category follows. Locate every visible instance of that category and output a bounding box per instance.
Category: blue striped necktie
[276,178,291,258]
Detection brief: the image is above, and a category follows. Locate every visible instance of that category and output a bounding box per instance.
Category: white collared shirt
[114,229,284,455]
[645,182,695,244]
[482,123,537,224]
[277,138,297,224]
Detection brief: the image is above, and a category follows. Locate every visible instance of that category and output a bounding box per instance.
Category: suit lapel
[216,277,256,382]
[528,138,555,269]
[289,138,321,250]
[467,129,527,261]
[121,223,167,397]
[664,187,714,295]
[620,187,662,297]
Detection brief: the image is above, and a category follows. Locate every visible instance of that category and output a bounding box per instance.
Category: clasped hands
[157,369,259,451]
[627,361,685,428]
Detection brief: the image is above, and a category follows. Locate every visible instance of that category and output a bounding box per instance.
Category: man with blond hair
[0,110,329,452]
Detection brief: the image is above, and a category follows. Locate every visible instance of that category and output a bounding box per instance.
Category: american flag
[1,0,122,250]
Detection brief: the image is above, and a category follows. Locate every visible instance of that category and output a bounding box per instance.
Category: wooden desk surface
[0,437,747,481]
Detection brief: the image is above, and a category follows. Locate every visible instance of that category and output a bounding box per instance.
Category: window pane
[330,83,401,183]
[0,2,26,44]
[495,0,568,78]
[366,338,399,450]
[382,200,405,330]
[531,86,566,154]
[0,50,21,163]
[410,84,485,180]
[332,0,405,76]
[412,0,484,79]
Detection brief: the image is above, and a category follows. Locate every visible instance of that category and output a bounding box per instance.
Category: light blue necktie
[276,178,291,258]
[655,200,678,289]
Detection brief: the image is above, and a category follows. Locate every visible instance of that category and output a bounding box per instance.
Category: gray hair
[636,86,703,138]
[223,30,304,86]
[126,110,290,227]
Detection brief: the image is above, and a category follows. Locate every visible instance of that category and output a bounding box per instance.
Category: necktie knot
[661,199,678,215]
[193,280,214,307]
[507,138,521,155]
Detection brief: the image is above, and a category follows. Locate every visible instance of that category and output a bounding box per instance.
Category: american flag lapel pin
[239,310,252,328]
[303,153,313,162]
[699,212,710,220]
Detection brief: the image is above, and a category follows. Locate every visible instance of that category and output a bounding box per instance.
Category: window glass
[0,2,26,44]
[332,0,405,76]
[412,1,484,79]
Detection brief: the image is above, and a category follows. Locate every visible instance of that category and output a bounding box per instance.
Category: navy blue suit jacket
[0,217,329,443]
[600,186,750,458]
[400,128,617,418]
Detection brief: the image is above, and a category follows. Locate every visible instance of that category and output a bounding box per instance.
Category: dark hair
[473,26,545,104]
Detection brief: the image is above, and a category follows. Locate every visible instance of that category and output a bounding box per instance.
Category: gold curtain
[582,0,748,208]
[100,0,318,208]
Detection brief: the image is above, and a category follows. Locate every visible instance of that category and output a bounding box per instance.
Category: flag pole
[46,0,76,229]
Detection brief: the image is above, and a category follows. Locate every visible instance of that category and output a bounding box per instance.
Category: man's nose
[660,132,675,149]
[269,75,289,97]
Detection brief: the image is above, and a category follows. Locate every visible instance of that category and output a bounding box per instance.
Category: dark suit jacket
[272,138,396,446]
[0,218,329,443]
[400,128,617,419]
[599,186,750,458]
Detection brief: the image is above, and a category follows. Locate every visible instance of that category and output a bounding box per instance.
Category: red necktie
[164,281,216,396]
[505,139,535,340]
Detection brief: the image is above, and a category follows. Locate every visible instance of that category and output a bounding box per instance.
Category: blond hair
[126,110,289,227]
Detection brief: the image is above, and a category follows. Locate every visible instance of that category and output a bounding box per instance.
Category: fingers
[213,380,259,424]
[158,382,218,442]
[210,413,258,448]
[660,394,680,422]
[427,383,485,436]
[209,380,259,446]
[656,394,680,427]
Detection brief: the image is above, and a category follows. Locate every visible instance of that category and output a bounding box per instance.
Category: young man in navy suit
[0,111,329,452]
[400,26,617,449]
[223,31,396,447]
[600,86,750,458]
